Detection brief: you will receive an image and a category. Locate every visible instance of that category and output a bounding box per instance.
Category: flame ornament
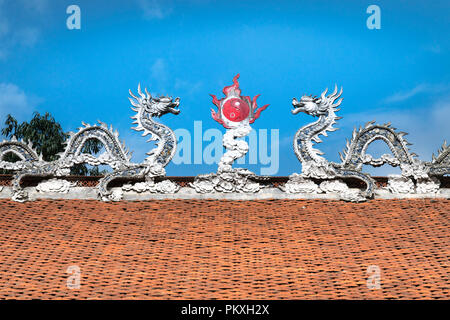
[210,74,269,129]
[191,74,271,194]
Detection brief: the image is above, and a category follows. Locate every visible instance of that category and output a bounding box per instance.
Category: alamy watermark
[66,265,81,289]
[65,5,380,31]
[66,5,81,30]
[366,5,381,30]
[366,265,381,289]
[173,121,279,175]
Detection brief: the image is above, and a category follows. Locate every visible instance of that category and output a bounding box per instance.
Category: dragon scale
[61,123,130,167]
[0,139,40,171]
[338,123,416,171]
[132,104,177,168]
[294,105,340,164]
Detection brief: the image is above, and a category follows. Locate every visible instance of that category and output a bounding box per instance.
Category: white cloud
[149,58,203,97]
[424,44,442,54]
[376,85,450,164]
[279,134,293,147]
[137,0,173,20]
[0,83,42,124]
[0,1,44,60]
[384,83,449,103]
[150,58,168,83]
[174,78,203,96]
[19,0,49,13]
[13,27,40,47]
[0,17,8,37]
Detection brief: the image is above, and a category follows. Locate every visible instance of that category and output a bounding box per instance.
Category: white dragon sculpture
[0,84,180,202]
[285,85,450,201]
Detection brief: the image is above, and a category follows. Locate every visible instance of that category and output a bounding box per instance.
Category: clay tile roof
[0,199,448,299]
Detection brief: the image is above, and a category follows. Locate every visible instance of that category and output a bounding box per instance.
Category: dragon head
[129,84,180,118]
[150,96,180,117]
[292,85,343,117]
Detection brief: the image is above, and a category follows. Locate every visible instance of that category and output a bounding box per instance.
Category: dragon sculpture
[284,85,450,201]
[430,141,450,176]
[0,84,180,202]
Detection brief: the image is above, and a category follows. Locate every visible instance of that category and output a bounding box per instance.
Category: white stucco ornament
[318,179,365,202]
[319,180,349,193]
[36,179,76,193]
[416,177,440,194]
[154,180,180,193]
[122,179,179,194]
[107,189,124,202]
[387,175,415,194]
[282,174,321,193]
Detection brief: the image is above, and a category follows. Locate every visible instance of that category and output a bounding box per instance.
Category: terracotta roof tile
[0,199,448,299]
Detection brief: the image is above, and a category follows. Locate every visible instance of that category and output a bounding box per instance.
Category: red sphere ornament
[222,98,250,122]
[210,74,269,129]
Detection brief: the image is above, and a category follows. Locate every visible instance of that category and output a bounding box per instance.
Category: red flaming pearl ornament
[210,74,269,129]
[222,98,250,122]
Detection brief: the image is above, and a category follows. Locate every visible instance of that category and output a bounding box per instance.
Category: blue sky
[0,0,449,176]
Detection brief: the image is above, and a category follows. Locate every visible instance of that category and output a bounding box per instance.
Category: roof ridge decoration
[0,79,448,202]
[282,85,449,201]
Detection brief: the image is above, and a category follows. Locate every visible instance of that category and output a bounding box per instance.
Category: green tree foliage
[1,112,107,175]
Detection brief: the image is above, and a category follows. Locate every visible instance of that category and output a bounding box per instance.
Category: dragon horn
[129,89,139,101]
[331,87,343,104]
[144,87,152,99]
[321,87,328,100]
[137,83,146,99]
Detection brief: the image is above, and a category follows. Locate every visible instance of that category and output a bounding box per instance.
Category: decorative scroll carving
[191,168,267,193]
[416,177,441,194]
[191,74,270,193]
[285,85,449,201]
[36,179,76,193]
[387,175,415,194]
[319,180,366,202]
[280,173,321,194]
[122,180,180,194]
